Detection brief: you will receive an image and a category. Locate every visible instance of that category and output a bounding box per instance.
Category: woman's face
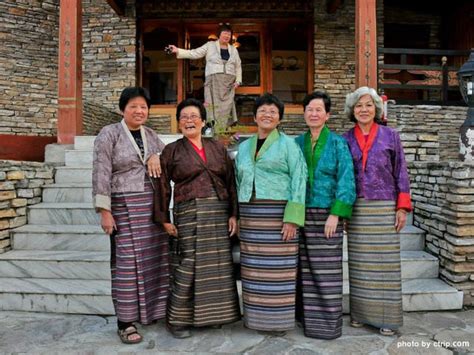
[353,94,376,126]
[122,96,149,130]
[178,105,205,139]
[304,98,329,131]
[254,104,280,134]
[219,30,232,44]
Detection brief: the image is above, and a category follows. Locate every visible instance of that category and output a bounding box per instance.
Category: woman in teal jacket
[295,91,356,340]
[235,93,307,335]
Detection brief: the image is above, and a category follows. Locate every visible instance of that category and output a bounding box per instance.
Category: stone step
[12,224,108,251]
[42,183,93,203]
[74,136,96,150]
[65,149,93,167]
[0,277,114,315]
[0,250,110,279]
[28,202,99,225]
[341,278,464,313]
[54,166,92,184]
[398,225,425,251]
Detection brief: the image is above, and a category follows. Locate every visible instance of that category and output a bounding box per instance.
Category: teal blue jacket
[235,129,307,226]
[295,126,356,218]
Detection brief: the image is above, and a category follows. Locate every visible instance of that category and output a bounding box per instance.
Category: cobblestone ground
[0,310,473,354]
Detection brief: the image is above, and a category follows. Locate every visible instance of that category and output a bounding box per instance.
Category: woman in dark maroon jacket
[154,98,240,339]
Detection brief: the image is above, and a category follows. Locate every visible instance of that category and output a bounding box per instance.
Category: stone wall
[390,105,468,163]
[410,162,474,305]
[0,0,59,136]
[82,0,136,115]
[0,0,136,137]
[83,102,121,136]
[0,161,54,253]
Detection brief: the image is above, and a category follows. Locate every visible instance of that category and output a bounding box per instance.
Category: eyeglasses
[256,109,279,117]
[219,22,230,26]
[179,115,201,122]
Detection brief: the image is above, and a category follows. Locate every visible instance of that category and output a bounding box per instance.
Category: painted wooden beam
[355,0,377,89]
[106,0,126,16]
[57,0,82,144]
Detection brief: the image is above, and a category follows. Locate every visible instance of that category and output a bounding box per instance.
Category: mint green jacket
[295,126,356,219]
[235,129,307,226]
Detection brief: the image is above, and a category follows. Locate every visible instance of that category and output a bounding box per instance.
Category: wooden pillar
[57,0,82,144]
[355,0,377,89]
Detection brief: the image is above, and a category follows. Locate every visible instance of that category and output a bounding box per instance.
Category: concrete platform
[0,309,472,354]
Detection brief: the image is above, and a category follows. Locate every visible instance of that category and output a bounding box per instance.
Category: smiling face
[178,105,205,139]
[353,94,376,126]
[304,98,329,131]
[254,104,280,137]
[218,30,232,45]
[122,96,149,130]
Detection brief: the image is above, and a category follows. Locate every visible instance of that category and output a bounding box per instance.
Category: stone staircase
[0,135,463,314]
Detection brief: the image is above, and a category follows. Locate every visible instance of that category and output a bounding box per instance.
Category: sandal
[117,325,143,344]
[380,328,395,336]
[350,320,364,328]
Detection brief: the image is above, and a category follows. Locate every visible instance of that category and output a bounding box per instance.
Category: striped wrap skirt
[346,198,403,329]
[167,194,240,327]
[299,208,344,339]
[110,179,169,325]
[239,199,299,332]
[204,73,237,127]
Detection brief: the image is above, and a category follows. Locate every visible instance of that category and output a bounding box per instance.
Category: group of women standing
[92,84,411,344]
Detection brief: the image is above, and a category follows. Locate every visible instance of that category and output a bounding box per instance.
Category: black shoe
[166,322,192,339]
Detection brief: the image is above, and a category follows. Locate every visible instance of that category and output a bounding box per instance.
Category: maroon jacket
[154,137,238,224]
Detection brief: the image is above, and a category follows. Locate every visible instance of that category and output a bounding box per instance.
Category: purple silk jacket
[343,125,412,210]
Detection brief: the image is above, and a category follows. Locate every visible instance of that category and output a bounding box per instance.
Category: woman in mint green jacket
[235,93,307,335]
[295,91,356,340]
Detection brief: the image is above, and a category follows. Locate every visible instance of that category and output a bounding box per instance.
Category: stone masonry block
[6,171,25,180]
[0,191,16,201]
[10,198,27,207]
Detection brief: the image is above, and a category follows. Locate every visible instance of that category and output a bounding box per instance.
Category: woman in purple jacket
[343,86,412,336]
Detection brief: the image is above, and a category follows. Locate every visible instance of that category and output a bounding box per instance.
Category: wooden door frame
[139,18,312,117]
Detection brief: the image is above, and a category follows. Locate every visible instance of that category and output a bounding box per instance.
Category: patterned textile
[167,195,240,327]
[299,208,344,339]
[110,179,169,325]
[347,198,403,329]
[205,73,237,126]
[239,200,299,331]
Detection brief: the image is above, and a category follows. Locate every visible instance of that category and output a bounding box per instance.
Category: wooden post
[355,0,377,89]
[57,0,82,144]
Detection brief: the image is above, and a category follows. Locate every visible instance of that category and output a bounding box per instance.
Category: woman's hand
[281,222,298,241]
[167,45,178,54]
[395,209,407,232]
[147,153,162,178]
[325,215,339,239]
[228,216,238,237]
[163,223,178,237]
[100,209,116,235]
[233,82,240,89]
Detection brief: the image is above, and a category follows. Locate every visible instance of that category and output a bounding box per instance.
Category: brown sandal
[117,325,143,344]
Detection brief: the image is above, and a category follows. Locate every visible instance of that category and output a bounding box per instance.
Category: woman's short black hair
[119,87,151,112]
[176,98,207,122]
[253,93,285,120]
[303,91,331,113]
[217,23,233,38]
